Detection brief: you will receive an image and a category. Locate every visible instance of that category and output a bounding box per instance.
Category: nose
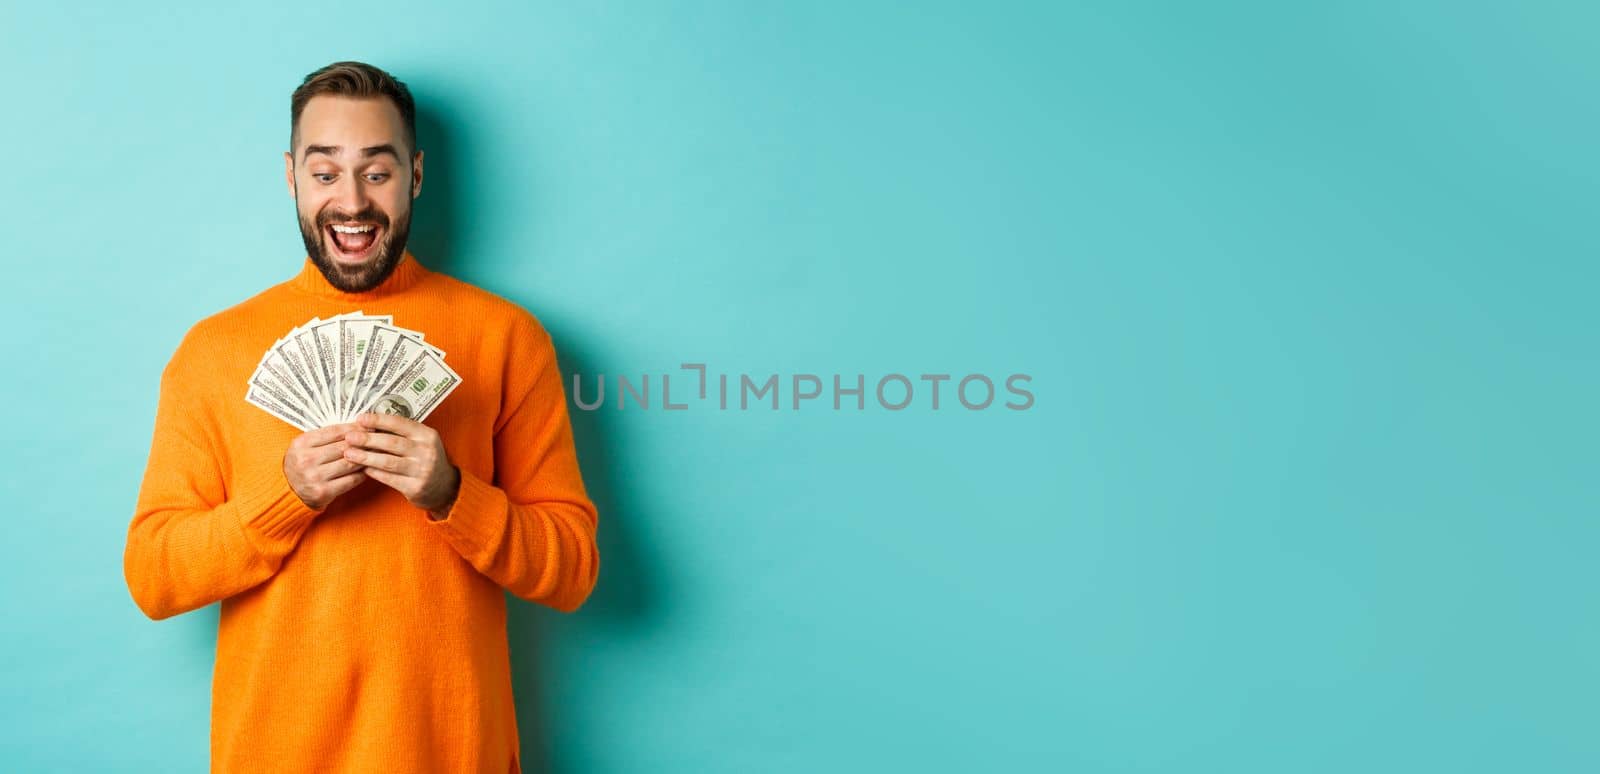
[331,172,370,216]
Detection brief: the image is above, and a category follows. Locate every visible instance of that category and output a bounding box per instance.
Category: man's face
[285,95,423,293]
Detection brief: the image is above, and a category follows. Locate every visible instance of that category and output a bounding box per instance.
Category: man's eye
[313,174,336,183]
[366,173,390,182]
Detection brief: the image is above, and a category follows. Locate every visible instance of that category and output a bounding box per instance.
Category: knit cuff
[426,466,510,558]
[232,463,321,561]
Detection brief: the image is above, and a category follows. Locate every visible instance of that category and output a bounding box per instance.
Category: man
[123,61,600,774]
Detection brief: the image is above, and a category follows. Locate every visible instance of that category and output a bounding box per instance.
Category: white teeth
[331,224,375,233]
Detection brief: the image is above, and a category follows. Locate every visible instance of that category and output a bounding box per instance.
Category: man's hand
[342,412,461,519]
[284,422,368,511]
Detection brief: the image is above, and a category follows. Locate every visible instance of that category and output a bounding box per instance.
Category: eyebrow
[302,144,401,163]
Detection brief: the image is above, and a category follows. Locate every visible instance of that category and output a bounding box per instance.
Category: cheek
[380,201,410,226]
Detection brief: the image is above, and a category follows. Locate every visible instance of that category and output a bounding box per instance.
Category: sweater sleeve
[426,323,600,613]
[123,329,322,621]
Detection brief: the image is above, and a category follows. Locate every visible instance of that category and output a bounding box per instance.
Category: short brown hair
[289,60,416,159]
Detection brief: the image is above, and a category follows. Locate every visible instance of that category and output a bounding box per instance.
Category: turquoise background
[2,1,1595,771]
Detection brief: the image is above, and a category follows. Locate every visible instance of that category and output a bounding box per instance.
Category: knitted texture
[124,250,600,773]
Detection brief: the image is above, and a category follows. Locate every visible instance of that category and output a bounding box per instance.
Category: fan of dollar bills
[245,311,462,431]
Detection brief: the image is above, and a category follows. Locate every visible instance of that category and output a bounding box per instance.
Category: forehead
[295,95,405,157]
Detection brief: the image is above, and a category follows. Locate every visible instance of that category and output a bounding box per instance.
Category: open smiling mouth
[325,222,383,262]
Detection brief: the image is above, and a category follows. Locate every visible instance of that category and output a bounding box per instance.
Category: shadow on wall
[511,331,660,772]
[410,105,462,275]
[413,97,662,773]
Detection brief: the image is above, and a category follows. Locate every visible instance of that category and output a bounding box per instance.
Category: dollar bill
[254,337,319,424]
[347,324,445,420]
[245,381,317,432]
[245,313,459,430]
[301,317,343,421]
[270,333,328,426]
[335,312,393,420]
[357,346,462,423]
[288,317,332,422]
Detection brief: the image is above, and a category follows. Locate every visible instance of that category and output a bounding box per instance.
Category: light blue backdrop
[2,1,1595,772]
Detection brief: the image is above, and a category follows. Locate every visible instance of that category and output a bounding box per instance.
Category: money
[245,312,463,430]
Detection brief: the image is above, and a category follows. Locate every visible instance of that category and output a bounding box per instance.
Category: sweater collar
[288,249,430,301]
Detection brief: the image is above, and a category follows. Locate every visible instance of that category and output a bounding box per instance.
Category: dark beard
[296,199,412,293]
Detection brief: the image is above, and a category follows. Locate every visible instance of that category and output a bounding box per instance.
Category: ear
[411,150,424,199]
[284,151,295,199]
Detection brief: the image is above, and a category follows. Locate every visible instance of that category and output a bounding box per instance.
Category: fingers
[300,422,361,448]
[312,455,364,480]
[361,465,401,490]
[322,468,368,498]
[344,446,409,474]
[343,428,410,455]
[288,463,366,511]
[285,439,344,474]
[355,411,427,441]
[284,426,369,511]
[308,440,355,465]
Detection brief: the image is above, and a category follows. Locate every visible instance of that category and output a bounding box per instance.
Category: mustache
[318,209,389,227]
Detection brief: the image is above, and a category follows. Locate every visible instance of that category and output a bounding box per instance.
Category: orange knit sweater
[123,250,600,773]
